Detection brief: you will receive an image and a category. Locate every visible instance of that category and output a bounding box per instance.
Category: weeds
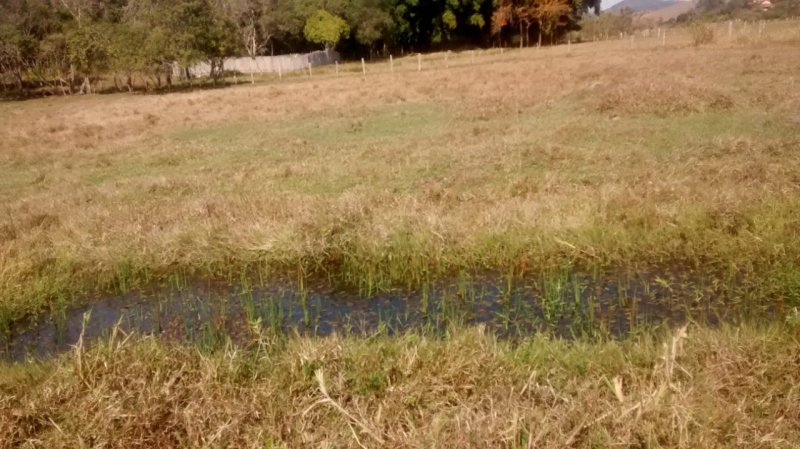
[1,324,798,447]
[689,22,716,46]
[7,263,785,362]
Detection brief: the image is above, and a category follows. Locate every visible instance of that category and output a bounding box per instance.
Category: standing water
[1,269,776,361]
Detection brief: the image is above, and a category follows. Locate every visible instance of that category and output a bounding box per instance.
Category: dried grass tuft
[595,77,734,116]
[1,324,798,448]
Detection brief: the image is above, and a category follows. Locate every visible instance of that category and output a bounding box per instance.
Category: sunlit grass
[1,24,800,446]
[2,322,799,447]
[0,31,799,325]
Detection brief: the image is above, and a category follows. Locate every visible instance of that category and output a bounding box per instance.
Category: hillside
[608,0,684,12]
[640,0,697,20]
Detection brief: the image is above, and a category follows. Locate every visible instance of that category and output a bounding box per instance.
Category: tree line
[0,0,600,95]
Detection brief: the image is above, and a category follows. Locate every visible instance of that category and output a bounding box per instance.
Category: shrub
[689,22,715,46]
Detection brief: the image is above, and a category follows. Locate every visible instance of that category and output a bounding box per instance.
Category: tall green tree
[0,0,63,91]
[108,22,149,91]
[212,0,278,58]
[66,21,113,93]
[342,0,394,56]
[303,9,350,49]
[136,0,237,86]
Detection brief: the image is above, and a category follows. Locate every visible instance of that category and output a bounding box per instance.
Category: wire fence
[304,18,800,82]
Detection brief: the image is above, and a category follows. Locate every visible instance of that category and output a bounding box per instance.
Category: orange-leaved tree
[492,0,574,47]
[491,0,514,36]
[491,0,537,48]
[535,0,572,45]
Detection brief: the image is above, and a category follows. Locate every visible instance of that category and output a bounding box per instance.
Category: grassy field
[2,25,800,322]
[1,22,800,447]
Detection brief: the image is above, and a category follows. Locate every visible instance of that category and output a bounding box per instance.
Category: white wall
[176,50,340,78]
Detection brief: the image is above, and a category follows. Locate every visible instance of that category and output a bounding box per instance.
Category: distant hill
[691,0,799,19]
[639,0,696,20]
[608,0,684,12]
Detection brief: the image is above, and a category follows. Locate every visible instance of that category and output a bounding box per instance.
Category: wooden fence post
[361,58,366,80]
[250,58,255,84]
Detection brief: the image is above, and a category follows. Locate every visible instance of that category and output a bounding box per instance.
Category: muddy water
[1,270,773,361]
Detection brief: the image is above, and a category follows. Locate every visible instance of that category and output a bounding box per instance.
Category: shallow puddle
[1,270,778,361]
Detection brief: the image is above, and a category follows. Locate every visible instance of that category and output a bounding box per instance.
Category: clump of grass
[594,77,733,116]
[1,324,798,447]
[689,22,715,46]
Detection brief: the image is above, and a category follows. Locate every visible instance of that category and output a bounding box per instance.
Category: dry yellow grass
[1,23,800,448]
[2,323,799,448]
[1,28,800,321]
